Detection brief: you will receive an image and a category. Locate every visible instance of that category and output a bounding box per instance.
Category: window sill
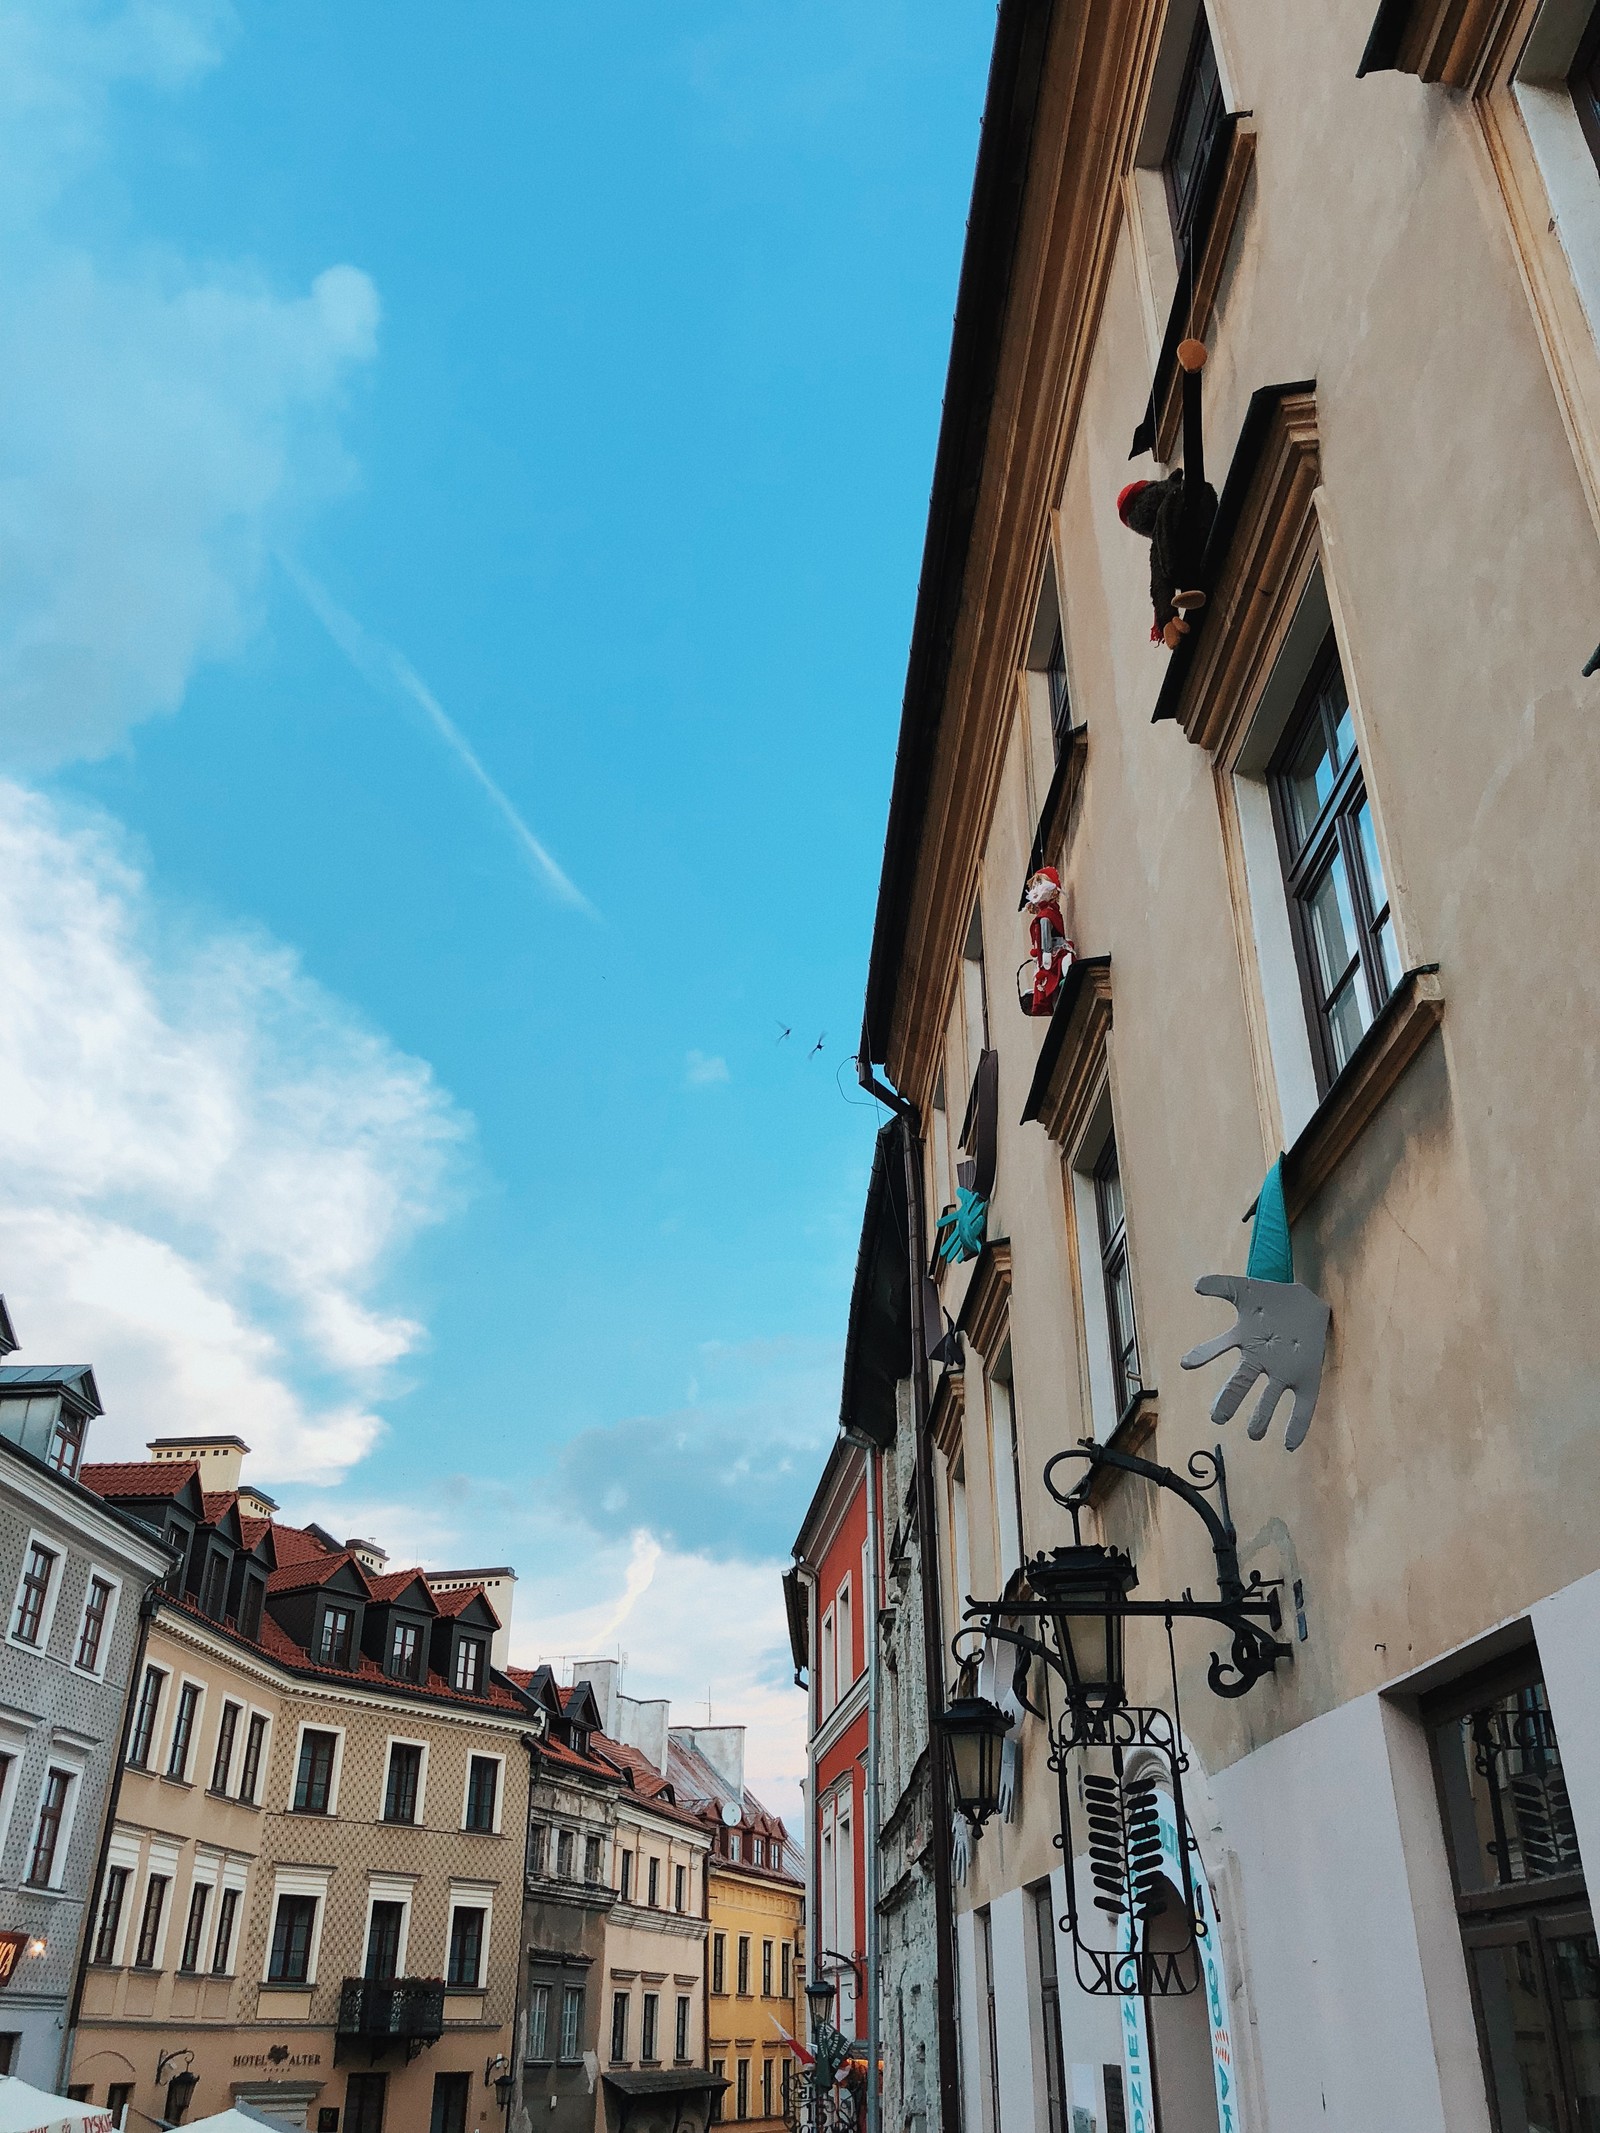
[1086,1391,1159,1508]
[160,1776,194,1790]
[1254,966,1443,1225]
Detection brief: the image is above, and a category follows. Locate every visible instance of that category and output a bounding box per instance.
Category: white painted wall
[955,1908,984,2133]
[990,1885,1043,2133]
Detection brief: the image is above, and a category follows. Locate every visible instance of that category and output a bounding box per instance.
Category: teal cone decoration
[1246,1157,1294,1284]
[935,1187,988,1266]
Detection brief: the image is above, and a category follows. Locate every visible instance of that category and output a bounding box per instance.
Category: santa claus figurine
[1020,866,1074,1016]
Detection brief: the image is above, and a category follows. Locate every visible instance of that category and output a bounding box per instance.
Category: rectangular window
[93,1865,129,1964]
[76,1577,114,1672]
[134,1875,169,1969]
[1103,2066,1129,2133]
[712,1933,725,1995]
[556,1828,575,1879]
[762,1939,773,1997]
[1163,4,1225,247]
[674,1862,686,1913]
[447,1906,484,1988]
[178,1882,210,1973]
[429,2073,469,2133]
[268,1893,317,1983]
[611,1990,629,2064]
[465,1756,498,1831]
[384,1743,422,1824]
[737,1935,751,1995]
[586,1834,603,1883]
[781,1942,792,1999]
[560,1985,583,2061]
[200,1551,228,1621]
[675,1994,690,2062]
[27,1768,72,1885]
[238,1712,267,1804]
[711,2061,725,2122]
[1032,1883,1068,2133]
[292,1730,337,1814]
[1045,621,1072,757]
[1427,1651,1596,2133]
[14,1541,57,1645]
[641,1991,659,2062]
[238,1576,264,1642]
[620,1850,633,1902]
[529,1822,548,1875]
[319,1606,354,1668]
[343,2073,386,2133]
[1269,636,1397,1092]
[210,1702,241,1795]
[389,1620,422,1680]
[107,2086,132,2129]
[647,1856,660,1907]
[527,1983,550,2059]
[365,1901,403,1981]
[736,2059,750,2122]
[47,1409,83,1478]
[212,1886,239,1974]
[453,1637,485,1693]
[763,2060,774,2119]
[819,1611,835,1718]
[836,1580,853,1700]
[167,1682,201,1780]
[1094,1135,1141,1420]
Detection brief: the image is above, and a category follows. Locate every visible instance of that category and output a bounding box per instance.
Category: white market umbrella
[0,2079,113,2133]
[183,2113,288,2133]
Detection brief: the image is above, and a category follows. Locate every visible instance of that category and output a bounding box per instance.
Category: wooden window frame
[1093,1134,1142,1419]
[1163,7,1227,248]
[1268,634,1397,1097]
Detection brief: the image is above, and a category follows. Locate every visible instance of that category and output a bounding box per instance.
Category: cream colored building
[70,1445,529,2133]
[842,0,1600,2128]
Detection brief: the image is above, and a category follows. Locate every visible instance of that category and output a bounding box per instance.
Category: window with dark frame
[641,1991,659,2062]
[978,1908,1002,2133]
[210,1702,240,1795]
[737,1935,751,1996]
[292,1730,337,1815]
[238,1712,267,1804]
[388,1620,422,1681]
[237,1575,264,1642]
[46,1409,84,1478]
[107,2085,132,2129]
[453,1637,485,1694]
[134,1874,169,1969]
[1571,7,1600,174]
[429,2073,469,2133]
[620,1850,633,1902]
[447,1906,484,1988]
[319,1606,354,1669]
[465,1756,498,1832]
[587,1833,604,1883]
[711,2061,725,2122]
[365,1901,403,1981]
[647,1855,660,1907]
[383,1742,422,1824]
[200,1551,229,1621]
[178,1882,209,1972]
[712,1933,725,1995]
[128,1667,164,1768]
[555,1828,574,1880]
[93,1865,129,1964]
[1269,633,1399,1093]
[1094,1135,1141,1418]
[1163,6,1226,248]
[212,1886,239,1974]
[343,2072,386,2133]
[27,1768,71,1886]
[1426,1650,1597,2133]
[736,2058,750,2122]
[675,1994,690,2061]
[167,1683,201,1780]
[527,1982,551,2059]
[762,1939,773,1997]
[76,1577,113,1671]
[763,2059,774,2119]
[14,1541,56,1646]
[560,1985,583,2061]
[1045,622,1072,758]
[268,1892,317,1983]
[611,1990,629,2064]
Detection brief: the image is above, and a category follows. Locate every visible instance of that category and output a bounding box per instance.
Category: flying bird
[808,1033,826,1059]
[775,1022,792,1045]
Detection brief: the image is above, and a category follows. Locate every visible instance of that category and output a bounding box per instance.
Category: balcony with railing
[336,1977,445,2057]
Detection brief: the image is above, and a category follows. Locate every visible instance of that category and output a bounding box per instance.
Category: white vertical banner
[1118,1789,1242,2132]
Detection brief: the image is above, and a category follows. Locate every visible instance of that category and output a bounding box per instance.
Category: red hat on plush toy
[1025,865,1062,907]
[1116,480,1150,526]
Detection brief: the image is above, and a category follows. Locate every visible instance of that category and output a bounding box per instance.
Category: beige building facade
[844,0,1600,2128]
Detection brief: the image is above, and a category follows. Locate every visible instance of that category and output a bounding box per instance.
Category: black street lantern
[805,1973,839,2028]
[1026,1542,1137,1719]
[493,2071,516,2113]
[935,1691,1013,1827]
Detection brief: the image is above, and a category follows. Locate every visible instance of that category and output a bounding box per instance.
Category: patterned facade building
[0,1313,171,2092]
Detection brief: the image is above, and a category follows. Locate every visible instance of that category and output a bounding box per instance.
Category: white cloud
[0,783,466,1479]
[0,0,380,766]
[685,1049,730,1088]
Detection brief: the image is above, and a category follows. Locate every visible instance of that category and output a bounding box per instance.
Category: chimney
[672,1725,746,1803]
[346,1538,389,1575]
[147,1434,250,1492]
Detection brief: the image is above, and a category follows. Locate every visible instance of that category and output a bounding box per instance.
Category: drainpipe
[842,1432,883,2133]
[61,1577,163,2091]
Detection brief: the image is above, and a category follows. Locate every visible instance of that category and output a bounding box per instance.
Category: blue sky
[0,0,992,1810]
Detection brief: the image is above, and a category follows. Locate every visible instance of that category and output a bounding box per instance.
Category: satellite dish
[720,1802,741,1828]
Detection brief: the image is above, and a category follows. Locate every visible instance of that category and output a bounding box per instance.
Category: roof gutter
[861,0,1057,1067]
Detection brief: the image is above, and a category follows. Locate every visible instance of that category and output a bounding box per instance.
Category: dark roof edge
[0,1430,177,1567]
[837,1120,908,1451]
[1356,0,1412,75]
[862,0,1058,1064]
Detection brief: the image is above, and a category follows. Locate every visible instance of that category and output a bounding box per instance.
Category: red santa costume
[1021,866,1073,1016]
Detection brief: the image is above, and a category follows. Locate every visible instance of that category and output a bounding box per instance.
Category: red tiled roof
[267,1552,370,1596]
[243,1609,529,1710]
[81,1459,198,1498]
[238,1516,272,1552]
[367,1568,436,1606]
[431,1584,499,1625]
[270,1523,338,1566]
[202,1491,236,1521]
[536,1733,622,1781]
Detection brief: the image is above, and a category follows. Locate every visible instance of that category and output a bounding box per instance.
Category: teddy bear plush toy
[1116,339,1216,650]
[1020,865,1074,1016]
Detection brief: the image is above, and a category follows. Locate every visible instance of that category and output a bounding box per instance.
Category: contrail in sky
[279,554,598,919]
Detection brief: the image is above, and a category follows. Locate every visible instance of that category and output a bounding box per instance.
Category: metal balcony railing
[337,1977,446,2044]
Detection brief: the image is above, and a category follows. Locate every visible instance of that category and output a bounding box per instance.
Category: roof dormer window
[319,1606,355,1669]
[389,1620,423,1682]
[453,1636,486,1695]
[46,1409,84,1479]
[200,1550,230,1621]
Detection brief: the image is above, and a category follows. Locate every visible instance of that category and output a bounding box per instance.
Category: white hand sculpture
[1180,1273,1330,1451]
